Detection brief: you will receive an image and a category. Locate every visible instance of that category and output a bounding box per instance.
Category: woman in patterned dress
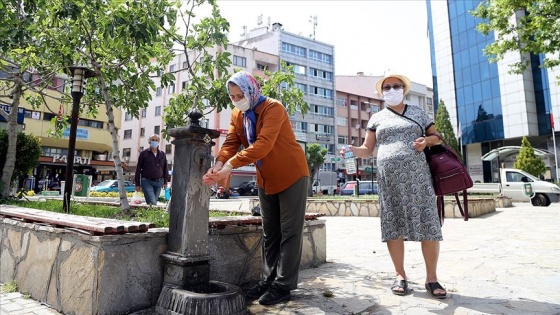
[341,74,447,299]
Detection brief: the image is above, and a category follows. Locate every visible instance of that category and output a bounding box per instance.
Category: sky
[214,0,434,87]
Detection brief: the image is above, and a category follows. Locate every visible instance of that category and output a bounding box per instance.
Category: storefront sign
[316,134,331,141]
[62,128,89,140]
[52,154,92,165]
[0,105,25,124]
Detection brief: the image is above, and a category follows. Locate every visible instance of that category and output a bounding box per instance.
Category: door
[502,171,531,201]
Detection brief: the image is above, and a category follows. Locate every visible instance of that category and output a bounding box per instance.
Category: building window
[165,144,172,154]
[338,136,348,145]
[169,64,175,72]
[285,62,306,75]
[124,112,133,121]
[336,116,348,126]
[313,105,334,117]
[311,123,334,135]
[309,86,333,99]
[427,97,433,105]
[233,55,246,67]
[256,63,266,71]
[336,98,347,107]
[154,125,160,134]
[310,67,333,81]
[78,118,103,128]
[42,147,68,157]
[122,148,131,158]
[291,121,308,132]
[281,42,306,57]
[156,87,162,96]
[182,61,188,69]
[24,110,41,119]
[123,129,132,139]
[139,146,144,151]
[141,109,146,118]
[182,81,187,90]
[295,83,307,94]
[140,127,145,137]
[309,50,333,64]
[168,84,175,94]
[155,106,161,116]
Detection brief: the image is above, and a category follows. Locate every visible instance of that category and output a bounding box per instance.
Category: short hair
[149,134,160,141]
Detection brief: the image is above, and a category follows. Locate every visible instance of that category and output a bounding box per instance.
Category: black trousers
[257,176,309,290]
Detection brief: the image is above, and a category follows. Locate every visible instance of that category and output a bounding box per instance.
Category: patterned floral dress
[367,105,443,242]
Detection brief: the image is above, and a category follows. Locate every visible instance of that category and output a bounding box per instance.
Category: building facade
[1,75,121,192]
[427,0,560,182]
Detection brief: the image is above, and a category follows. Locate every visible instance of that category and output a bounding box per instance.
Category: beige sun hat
[375,73,411,96]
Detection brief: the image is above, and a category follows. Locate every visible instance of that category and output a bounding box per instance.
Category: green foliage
[306,143,327,195]
[514,136,546,176]
[0,129,42,181]
[471,0,560,84]
[0,281,18,293]
[434,100,463,160]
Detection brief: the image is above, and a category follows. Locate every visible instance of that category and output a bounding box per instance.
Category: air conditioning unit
[355,124,361,129]
[366,107,371,113]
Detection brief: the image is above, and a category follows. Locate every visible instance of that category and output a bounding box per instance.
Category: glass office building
[427,0,560,182]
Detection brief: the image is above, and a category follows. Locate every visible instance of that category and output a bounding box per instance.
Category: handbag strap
[437,191,469,226]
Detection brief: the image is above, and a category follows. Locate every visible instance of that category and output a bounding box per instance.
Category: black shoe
[258,284,291,305]
[245,282,269,299]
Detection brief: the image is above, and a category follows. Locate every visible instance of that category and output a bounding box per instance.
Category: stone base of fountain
[156,281,246,315]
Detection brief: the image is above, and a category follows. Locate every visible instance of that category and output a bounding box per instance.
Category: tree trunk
[0,80,23,198]
[93,65,130,212]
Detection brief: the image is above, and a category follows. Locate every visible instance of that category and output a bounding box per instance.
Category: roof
[481,146,551,161]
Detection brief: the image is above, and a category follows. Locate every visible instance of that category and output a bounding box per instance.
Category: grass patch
[2,199,246,228]
[1,281,18,293]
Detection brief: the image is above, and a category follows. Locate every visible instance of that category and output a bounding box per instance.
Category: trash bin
[73,175,91,197]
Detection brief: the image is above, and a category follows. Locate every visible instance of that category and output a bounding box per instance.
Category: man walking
[134,134,168,205]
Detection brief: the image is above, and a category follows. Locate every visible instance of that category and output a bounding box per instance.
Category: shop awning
[481,146,551,161]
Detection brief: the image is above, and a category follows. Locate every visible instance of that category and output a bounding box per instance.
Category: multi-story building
[336,73,434,180]
[2,74,121,191]
[236,23,337,169]
[427,0,560,182]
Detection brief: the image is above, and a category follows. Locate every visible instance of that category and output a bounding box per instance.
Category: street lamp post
[63,66,94,213]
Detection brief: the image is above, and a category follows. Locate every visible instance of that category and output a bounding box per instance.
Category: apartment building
[427,0,560,182]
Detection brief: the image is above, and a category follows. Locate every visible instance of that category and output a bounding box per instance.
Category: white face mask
[383,89,404,106]
[233,98,250,112]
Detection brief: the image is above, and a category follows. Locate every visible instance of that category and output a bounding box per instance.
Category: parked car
[340,181,378,196]
[90,180,136,193]
[232,181,257,196]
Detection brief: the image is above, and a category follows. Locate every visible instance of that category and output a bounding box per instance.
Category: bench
[0,205,156,236]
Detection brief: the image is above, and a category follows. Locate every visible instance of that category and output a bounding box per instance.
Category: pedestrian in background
[202,71,309,305]
[341,73,447,299]
[135,134,168,205]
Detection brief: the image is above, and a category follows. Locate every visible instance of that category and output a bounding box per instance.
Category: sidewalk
[2,202,560,314]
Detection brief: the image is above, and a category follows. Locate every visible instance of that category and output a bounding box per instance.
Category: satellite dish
[355,124,361,129]
[365,107,371,113]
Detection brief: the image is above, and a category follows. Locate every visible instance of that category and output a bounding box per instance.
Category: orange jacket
[217,97,309,194]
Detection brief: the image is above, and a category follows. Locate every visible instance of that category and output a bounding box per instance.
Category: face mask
[383,89,404,106]
[150,141,159,148]
[233,98,250,112]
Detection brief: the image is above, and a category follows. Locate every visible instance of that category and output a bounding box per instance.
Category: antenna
[309,15,318,40]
